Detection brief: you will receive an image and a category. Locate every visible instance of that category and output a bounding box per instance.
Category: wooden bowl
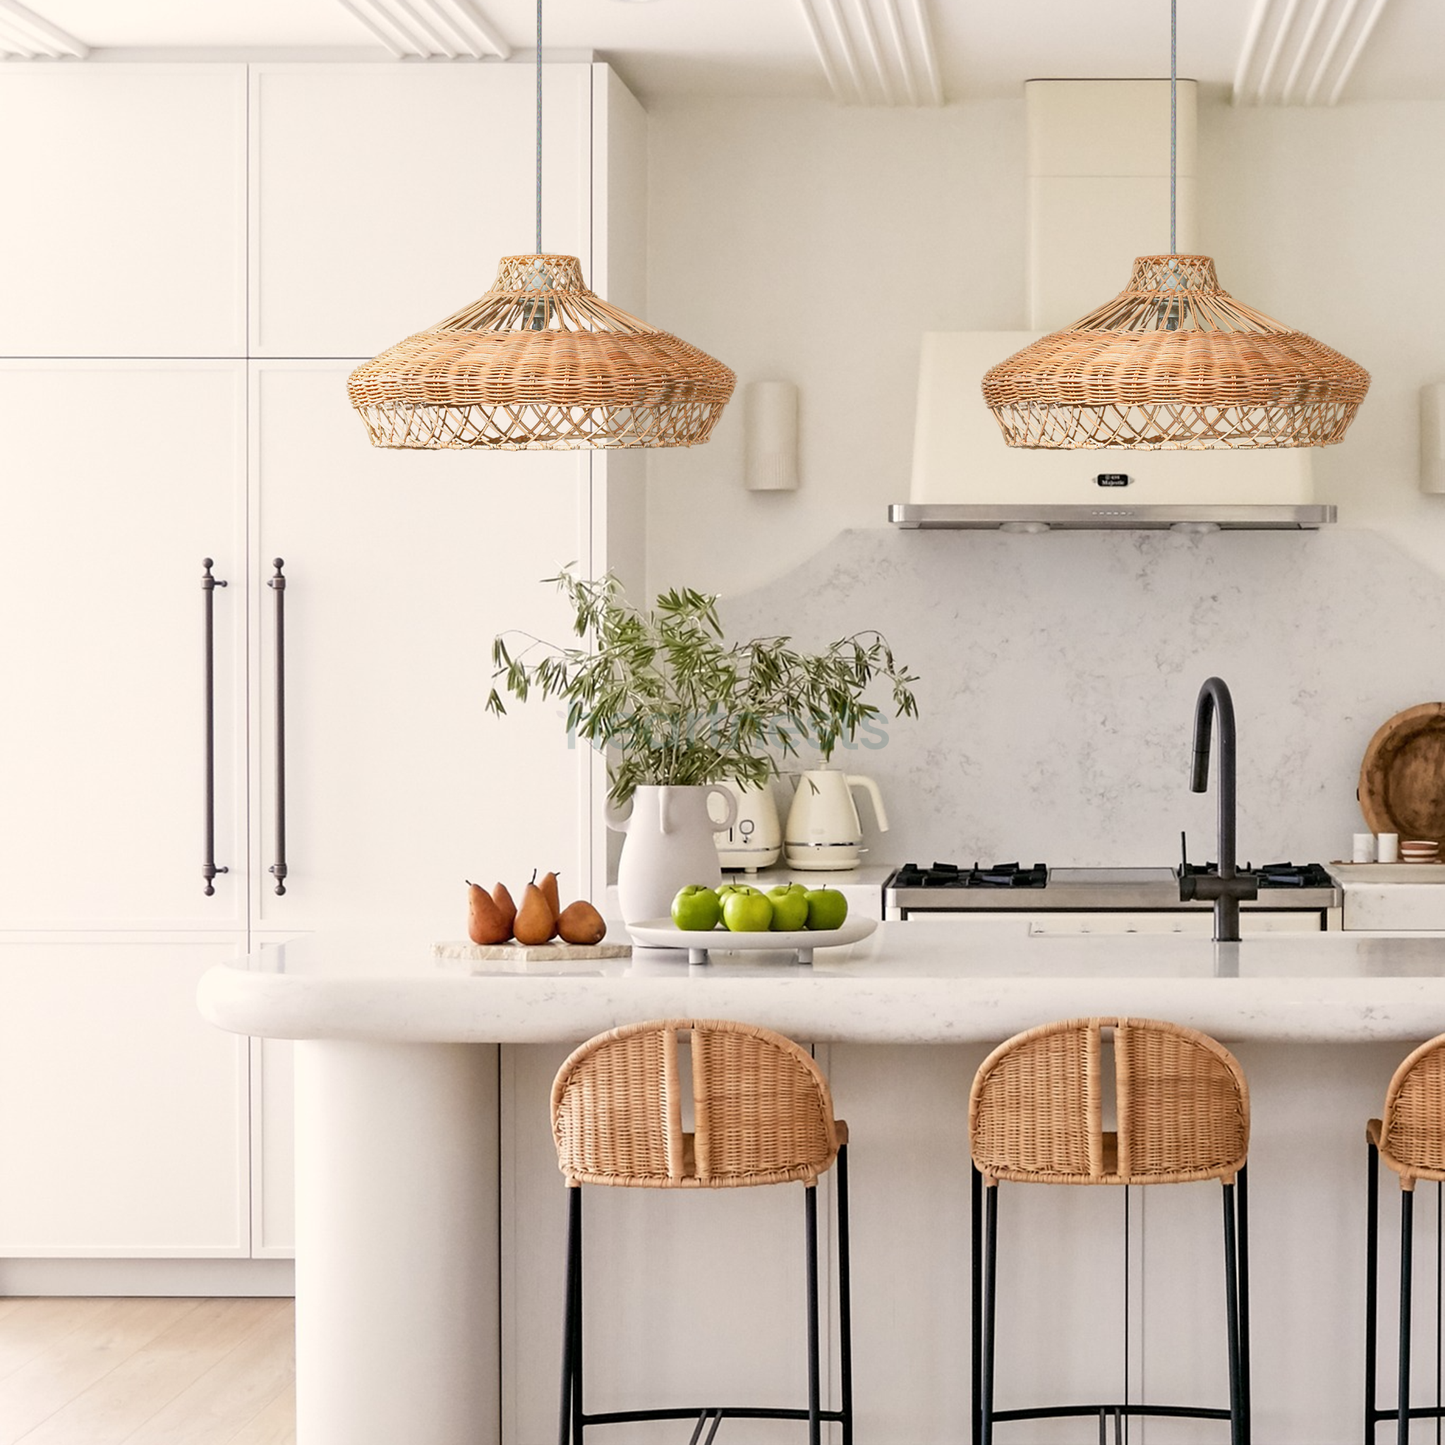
[1359,703,1445,840]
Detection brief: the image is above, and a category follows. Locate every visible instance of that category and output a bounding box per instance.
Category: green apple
[804,887,849,931]
[766,884,810,931]
[671,885,722,931]
[722,889,774,932]
[717,882,760,899]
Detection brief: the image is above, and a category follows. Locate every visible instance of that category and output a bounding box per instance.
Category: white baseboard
[0,1257,295,1297]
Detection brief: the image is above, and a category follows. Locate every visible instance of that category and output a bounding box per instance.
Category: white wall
[644,93,1445,596]
[645,97,1026,597]
[1200,98,1445,576]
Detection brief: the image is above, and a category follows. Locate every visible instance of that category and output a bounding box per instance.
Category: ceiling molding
[1232,0,1391,106]
[0,0,87,60]
[796,0,943,106]
[334,0,510,61]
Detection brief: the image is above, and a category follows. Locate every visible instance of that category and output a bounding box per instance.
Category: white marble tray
[433,940,633,965]
[625,916,877,964]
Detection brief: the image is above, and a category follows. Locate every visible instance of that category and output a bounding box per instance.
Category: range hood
[894,331,1334,532]
[892,82,1336,534]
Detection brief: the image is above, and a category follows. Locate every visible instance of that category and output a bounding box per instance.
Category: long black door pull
[268,559,288,896]
[201,559,230,896]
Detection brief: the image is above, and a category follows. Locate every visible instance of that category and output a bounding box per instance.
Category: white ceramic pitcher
[605,784,738,924]
[784,768,890,871]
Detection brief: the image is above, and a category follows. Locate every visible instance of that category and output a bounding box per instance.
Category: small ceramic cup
[1353,833,1377,863]
[1377,833,1400,864]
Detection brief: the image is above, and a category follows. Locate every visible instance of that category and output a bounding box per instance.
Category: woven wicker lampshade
[982,254,1370,450]
[348,254,735,450]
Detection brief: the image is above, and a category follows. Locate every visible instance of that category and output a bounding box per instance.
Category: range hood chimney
[893,80,1335,533]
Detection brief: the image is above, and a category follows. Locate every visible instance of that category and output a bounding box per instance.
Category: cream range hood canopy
[893,331,1334,533]
[893,81,1335,533]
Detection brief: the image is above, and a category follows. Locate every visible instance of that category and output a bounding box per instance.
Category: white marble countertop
[197,919,1445,1046]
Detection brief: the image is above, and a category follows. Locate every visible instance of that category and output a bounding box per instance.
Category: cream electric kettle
[784,769,890,870]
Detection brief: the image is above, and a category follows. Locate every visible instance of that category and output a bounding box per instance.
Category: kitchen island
[200,923,1445,1445]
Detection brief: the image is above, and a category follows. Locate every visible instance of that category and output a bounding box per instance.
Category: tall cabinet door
[0,938,249,1257]
[0,65,246,358]
[0,362,248,931]
[249,362,593,934]
[249,63,593,360]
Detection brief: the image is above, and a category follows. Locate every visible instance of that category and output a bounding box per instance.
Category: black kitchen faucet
[1179,676,1258,942]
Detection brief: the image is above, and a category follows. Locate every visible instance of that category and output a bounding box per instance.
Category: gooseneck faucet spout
[1180,676,1257,942]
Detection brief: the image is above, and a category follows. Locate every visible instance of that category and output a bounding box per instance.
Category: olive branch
[486,570,919,803]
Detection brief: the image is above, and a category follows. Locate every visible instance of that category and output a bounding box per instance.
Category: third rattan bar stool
[551,1018,852,1445]
[970,1016,1252,1445]
[1365,1033,1445,1444]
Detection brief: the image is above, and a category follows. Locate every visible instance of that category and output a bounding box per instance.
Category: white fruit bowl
[625,916,877,965]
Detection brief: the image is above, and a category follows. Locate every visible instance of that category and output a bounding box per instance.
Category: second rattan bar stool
[970,1016,1252,1445]
[1365,1034,1445,1444]
[551,1018,852,1445]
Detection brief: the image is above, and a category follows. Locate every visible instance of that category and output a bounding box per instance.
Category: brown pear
[557,899,607,945]
[491,882,517,936]
[539,871,561,916]
[513,881,558,945]
[467,880,510,945]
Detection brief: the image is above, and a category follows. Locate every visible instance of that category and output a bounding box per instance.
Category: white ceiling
[1,0,1435,107]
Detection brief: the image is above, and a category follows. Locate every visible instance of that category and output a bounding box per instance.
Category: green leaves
[489,569,919,803]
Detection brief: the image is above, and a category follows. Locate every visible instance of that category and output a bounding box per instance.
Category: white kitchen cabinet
[249,63,593,359]
[0,361,248,932]
[0,58,646,1280]
[247,361,592,933]
[251,1037,296,1257]
[0,938,249,1256]
[0,67,246,359]
[896,910,1328,933]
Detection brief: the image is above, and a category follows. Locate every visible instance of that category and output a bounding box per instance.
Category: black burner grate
[891,862,1049,890]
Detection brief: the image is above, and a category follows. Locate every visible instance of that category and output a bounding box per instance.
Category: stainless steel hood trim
[889,503,1337,530]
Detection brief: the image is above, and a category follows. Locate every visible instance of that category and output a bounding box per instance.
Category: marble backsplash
[719,526,1444,870]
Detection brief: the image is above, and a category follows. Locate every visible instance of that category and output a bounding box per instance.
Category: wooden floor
[0,1298,294,1445]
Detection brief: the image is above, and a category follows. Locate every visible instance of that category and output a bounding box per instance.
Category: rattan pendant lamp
[982,0,1368,451]
[347,3,734,451]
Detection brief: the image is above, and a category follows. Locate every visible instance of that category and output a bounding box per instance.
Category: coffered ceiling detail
[334,0,509,62]
[1233,0,1391,105]
[0,0,85,59]
[795,0,943,107]
[0,0,1428,110]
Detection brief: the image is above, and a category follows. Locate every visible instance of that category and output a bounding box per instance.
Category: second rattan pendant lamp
[348,2,734,451]
[982,0,1369,451]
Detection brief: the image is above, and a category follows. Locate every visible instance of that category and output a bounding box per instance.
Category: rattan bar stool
[1365,1034,1445,1444]
[970,1016,1252,1445]
[551,1018,853,1445]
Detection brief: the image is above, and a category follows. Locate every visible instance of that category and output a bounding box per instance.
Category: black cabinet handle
[268,559,288,896]
[201,559,229,896]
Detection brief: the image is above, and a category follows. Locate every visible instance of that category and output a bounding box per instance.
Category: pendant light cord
[1170,0,1177,256]
[537,0,543,251]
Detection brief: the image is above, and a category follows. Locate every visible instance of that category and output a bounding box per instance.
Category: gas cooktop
[884,862,1341,913]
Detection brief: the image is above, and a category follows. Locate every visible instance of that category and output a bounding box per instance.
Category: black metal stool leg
[981,1180,999,1445]
[560,1185,582,1445]
[573,1187,585,1445]
[972,1164,983,1445]
[1368,1142,1381,1445]
[1238,1164,1252,1445]
[837,1144,854,1445]
[1401,1185,1416,1445]
[805,1183,821,1445]
[1223,1179,1244,1445]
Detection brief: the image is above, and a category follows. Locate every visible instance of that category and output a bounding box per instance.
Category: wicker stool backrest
[969,1017,1250,1186]
[1380,1036,1445,1182]
[551,1019,842,1188]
